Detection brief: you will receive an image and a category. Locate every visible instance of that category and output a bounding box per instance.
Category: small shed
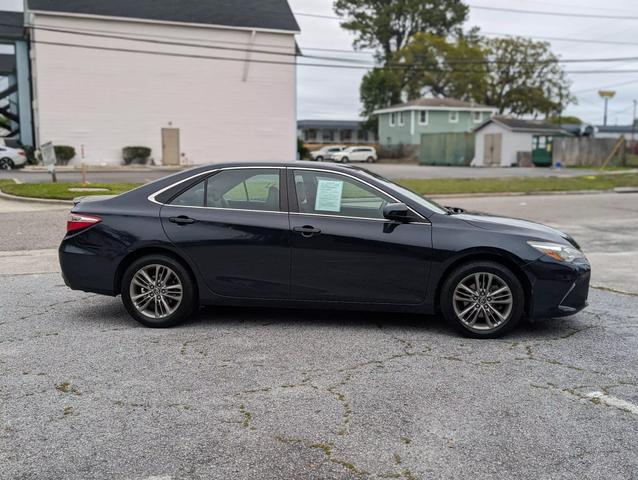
[472,116,567,167]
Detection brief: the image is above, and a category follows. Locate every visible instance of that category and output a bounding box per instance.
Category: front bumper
[524,257,591,319]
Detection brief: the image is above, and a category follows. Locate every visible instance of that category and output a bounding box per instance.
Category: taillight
[67,213,102,232]
[17,150,25,157]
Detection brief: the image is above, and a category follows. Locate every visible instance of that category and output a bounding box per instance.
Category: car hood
[454,211,579,248]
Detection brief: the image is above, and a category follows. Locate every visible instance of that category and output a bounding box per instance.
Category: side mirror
[383,202,411,222]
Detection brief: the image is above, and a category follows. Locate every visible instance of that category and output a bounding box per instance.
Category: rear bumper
[524,257,591,319]
[59,240,119,296]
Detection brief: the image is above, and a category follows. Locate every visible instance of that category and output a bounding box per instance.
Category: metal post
[603,97,609,127]
[632,100,637,146]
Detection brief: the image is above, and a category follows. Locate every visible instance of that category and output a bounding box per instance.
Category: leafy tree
[546,115,583,125]
[480,37,574,117]
[335,0,469,114]
[381,34,574,117]
[297,138,310,159]
[334,0,469,63]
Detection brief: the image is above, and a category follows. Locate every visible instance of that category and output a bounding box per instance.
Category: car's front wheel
[121,254,197,328]
[440,261,524,338]
[341,156,349,163]
[315,156,323,162]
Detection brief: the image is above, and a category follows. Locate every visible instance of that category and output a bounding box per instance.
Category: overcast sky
[2,0,637,125]
[290,0,638,125]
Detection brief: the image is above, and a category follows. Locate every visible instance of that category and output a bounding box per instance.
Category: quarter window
[170,180,206,207]
[293,170,393,220]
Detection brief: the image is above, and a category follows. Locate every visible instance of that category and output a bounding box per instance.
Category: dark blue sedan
[59,162,590,338]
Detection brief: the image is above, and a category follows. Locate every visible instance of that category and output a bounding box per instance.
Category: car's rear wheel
[440,261,524,338]
[0,157,14,170]
[315,156,323,162]
[366,156,374,163]
[121,254,197,328]
[341,156,349,163]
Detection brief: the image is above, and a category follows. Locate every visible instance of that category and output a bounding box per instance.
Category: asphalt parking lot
[1,192,637,479]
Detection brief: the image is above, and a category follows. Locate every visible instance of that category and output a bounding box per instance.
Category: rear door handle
[169,216,196,225]
[293,225,321,237]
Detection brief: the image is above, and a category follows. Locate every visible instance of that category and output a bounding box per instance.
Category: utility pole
[632,99,637,146]
[599,90,616,126]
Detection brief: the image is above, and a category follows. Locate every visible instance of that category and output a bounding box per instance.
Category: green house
[374,98,497,147]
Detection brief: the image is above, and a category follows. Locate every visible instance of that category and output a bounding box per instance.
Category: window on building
[449,111,459,123]
[398,112,405,126]
[305,129,317,142]
[472,111,482,123]
[419,111,429,125]
[357,129,367,142]
[389,113,396,127]
[342,129,352,141]
[323,129,334,142]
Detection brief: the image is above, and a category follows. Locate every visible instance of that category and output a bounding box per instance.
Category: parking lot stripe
[584,391,638,415]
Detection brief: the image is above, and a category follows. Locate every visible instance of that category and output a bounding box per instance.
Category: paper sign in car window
[314,179,344,212]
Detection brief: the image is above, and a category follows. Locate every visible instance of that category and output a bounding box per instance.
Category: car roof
[183,161,371,172]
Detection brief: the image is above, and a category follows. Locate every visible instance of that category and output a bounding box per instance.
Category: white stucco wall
[473,123,533,167]
[29,12,297,165]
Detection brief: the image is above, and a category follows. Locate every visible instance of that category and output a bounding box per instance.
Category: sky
[2,0,637,125]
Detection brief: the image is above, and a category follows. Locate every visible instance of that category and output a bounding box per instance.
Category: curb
[428,189,619,199]
[0,189,73,206]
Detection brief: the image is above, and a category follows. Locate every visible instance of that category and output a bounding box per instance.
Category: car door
[288,168,432,304]
[160,167,290,299]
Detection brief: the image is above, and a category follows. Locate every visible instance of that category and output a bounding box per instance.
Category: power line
[468,4,638,20]
[17,22,638,67]
[25,37,638,75]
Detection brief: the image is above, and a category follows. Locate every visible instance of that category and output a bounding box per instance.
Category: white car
[309,145,345,162]
[330,146,377,163]
[0,145,27,169]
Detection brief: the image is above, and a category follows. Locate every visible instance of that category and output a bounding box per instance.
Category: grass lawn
[0,180,141,200]
[1,173,638,200]
[396,173,638,196]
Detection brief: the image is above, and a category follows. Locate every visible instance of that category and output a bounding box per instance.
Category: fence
[419,132,475,166]
[553,137,625,167]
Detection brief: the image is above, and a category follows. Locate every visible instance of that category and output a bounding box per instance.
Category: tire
[341,156,349,163]
[315,156,323,162]
[366,156,375,163]
[440,261,524,338]
[121,254,198,328]
[0,158,13,170]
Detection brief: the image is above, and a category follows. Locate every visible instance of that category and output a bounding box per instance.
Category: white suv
[309,145,345,162]
[0,145,27,169]
[330,146,377,163]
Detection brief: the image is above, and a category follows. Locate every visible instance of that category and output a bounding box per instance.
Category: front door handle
[169,215,196,225]
[293,225,321,238]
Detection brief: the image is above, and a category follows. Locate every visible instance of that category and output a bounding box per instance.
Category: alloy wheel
[452,272,513,331]
[129,264,183,319]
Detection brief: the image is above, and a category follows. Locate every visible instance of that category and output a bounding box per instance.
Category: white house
[27,0,299,165]
[472,116,566,167]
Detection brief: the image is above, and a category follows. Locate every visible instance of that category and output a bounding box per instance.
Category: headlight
[527,241,585,263]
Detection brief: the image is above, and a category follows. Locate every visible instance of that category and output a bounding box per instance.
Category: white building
[27,0,299,165]
[472,116,566,167]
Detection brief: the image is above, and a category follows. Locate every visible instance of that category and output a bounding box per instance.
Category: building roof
[298,119,365,129]
[476,116,568,135]
[28,0,300,32]
[374,97,496,114]
[596,124,636,134]
[0,11,25,40]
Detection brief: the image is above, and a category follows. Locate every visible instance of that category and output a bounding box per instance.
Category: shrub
[22,145,40,165]
[54,145,76,165]
[297,138,310,160]
[122,146,152,165]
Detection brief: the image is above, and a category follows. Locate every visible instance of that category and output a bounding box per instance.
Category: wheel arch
[434,248,532,316]
[114,246,199,299]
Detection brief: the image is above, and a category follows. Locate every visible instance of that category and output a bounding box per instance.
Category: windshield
[356,168,448,215]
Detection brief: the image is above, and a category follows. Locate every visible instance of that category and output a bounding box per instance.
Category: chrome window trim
[290,167,429,222]
[290,211,430,225]
[147,166,285,208]
[147,165,429,223]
